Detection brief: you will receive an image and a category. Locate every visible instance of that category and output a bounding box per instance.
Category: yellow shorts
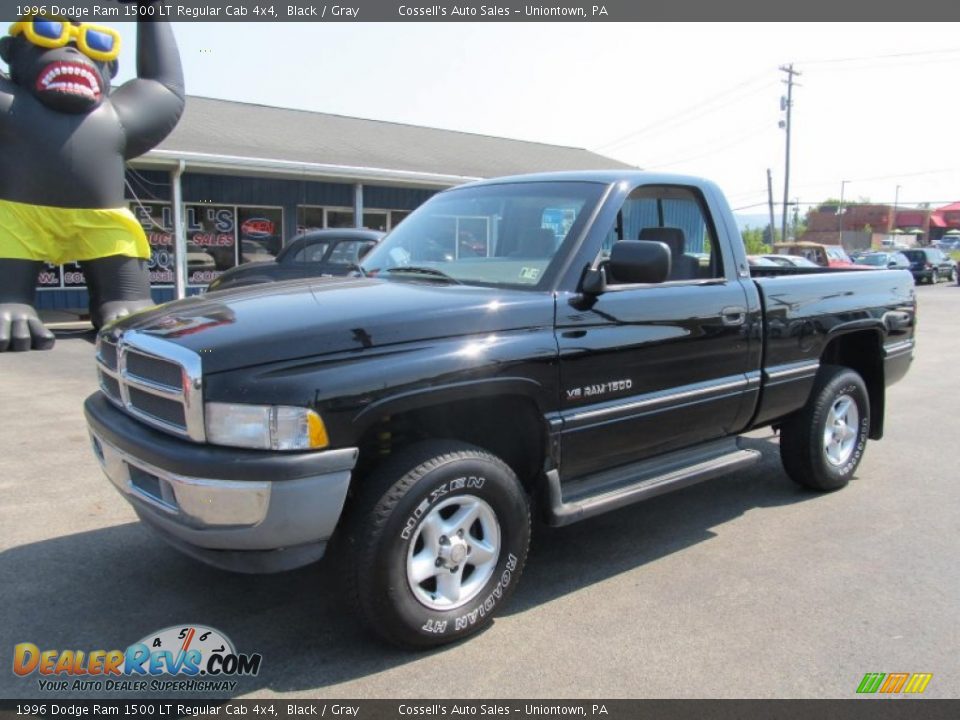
[0,199,150,266]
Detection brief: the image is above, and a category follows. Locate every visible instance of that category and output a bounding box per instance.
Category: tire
[344,440,531,648]
[780,365,870,491]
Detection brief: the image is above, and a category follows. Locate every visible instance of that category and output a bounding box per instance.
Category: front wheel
[780,365,870,491]
[344,441,531,648]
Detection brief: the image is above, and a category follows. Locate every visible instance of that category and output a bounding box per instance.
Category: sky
[97,22,960,220]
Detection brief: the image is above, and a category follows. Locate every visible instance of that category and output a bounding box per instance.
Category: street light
[838,180,850,248]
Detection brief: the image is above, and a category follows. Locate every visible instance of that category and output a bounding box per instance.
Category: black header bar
[0,0,957,22]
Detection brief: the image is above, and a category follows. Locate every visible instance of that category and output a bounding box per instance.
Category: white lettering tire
[343,441,531,648]
[780,365,870,491]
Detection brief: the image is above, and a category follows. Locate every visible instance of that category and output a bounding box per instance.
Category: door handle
[721,306,747,326]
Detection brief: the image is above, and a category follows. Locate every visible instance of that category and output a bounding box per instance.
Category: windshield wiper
[385,266,462,284]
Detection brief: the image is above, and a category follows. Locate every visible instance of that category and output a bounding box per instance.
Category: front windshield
[361,181,606,289]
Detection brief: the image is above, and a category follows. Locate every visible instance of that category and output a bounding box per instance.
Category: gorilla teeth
[38,63,102,96]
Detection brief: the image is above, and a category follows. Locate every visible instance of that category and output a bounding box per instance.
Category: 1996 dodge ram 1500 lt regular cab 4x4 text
[85,171,916,647]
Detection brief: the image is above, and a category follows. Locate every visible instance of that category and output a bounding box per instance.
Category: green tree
[742,225,771,254]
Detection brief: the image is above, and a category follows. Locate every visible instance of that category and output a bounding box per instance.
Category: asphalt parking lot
[1,282,958,700]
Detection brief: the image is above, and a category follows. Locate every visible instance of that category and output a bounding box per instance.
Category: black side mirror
[582,240,672,294]
[609,240,672,284]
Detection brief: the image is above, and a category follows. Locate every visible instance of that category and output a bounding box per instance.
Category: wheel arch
[820,328,885,440]
[350,382,552,495]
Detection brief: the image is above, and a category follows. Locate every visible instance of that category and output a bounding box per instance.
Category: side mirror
[609,240,672,284]
[581,240,672,294]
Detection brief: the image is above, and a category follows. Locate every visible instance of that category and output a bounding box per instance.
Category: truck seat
[638,227,700,280]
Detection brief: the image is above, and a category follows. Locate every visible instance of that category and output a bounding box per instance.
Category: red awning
[931,202,960,228]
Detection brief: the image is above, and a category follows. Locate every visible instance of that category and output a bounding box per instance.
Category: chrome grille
[96,330,205,442]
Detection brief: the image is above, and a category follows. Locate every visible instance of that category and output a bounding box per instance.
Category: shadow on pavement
[1,434,819,698]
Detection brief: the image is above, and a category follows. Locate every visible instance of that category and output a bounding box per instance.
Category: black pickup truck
[85,171,916,648]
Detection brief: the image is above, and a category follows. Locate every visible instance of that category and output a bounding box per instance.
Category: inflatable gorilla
[0,7,184,351]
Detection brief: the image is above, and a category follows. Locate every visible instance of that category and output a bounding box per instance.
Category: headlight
[205,403,329,451]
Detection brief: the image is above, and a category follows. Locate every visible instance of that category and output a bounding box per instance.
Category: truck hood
[109,277,556,373]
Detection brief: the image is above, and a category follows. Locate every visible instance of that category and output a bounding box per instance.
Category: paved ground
[2,283,958,700]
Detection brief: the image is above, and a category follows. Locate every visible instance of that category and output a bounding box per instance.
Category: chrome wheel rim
[405,494,501,611]
[823,394,859,467]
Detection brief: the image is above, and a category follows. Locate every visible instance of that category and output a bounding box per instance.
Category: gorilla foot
[93,299,155,330]
[0,303,56,352]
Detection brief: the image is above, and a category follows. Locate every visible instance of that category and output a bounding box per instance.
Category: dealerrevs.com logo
[13,625,262,693]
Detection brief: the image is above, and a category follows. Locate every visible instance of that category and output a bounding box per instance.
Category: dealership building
[37,96,631,314]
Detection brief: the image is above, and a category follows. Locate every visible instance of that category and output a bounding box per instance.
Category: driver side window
[602,185,723,283]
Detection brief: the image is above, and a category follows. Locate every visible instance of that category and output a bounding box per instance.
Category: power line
[733,199,958,212]
[642,121,774,169]
[592,73,772,152]
[799,46,960,65]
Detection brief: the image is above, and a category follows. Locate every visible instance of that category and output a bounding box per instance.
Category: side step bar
[545,438,761,527]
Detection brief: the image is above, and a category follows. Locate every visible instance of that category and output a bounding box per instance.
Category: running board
[545,438,761,527]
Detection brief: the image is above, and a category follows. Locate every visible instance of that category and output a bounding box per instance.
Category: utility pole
[779,64,801,242]
[766,168,777,246]
[838,180,850,249]
[892,184,901,233]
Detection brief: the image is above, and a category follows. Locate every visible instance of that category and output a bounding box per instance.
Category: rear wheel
[780,365,870,491]
[344,440,531,648]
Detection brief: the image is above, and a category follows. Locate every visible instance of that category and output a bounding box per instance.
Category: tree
[742,225,771,254]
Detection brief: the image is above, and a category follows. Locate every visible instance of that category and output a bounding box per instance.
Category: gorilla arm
[111,18,185,160]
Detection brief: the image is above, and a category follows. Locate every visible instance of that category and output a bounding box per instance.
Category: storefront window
[185,205,237,286]
[131,201,176,286]
[297,206,325,235]
[326,209,389,231]
[237,207,283,262]
[130,202,237,286]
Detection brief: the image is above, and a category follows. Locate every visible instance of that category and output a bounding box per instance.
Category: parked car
[208,229,385,292]
[853,252,911,270]
[88,170,915,648]
[761,254,820,268]
[772,242,861,268]
[900,247,956,284]
[240,239,276,264]
[746,255,779,267]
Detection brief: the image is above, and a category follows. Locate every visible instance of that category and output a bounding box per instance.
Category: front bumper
[84,393,358,573]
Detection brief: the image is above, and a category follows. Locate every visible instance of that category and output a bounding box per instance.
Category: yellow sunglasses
[9,18,121,62]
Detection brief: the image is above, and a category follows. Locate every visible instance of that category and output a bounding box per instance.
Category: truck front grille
[96,330,205,442]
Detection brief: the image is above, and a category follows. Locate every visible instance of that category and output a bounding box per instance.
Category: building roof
[139,96,634,187]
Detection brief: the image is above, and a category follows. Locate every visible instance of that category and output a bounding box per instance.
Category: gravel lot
[1,282,957,700]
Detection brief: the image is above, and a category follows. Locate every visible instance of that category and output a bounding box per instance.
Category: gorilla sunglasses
[9,18,121,63]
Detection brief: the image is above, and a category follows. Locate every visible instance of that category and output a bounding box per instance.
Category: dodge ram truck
[85,171,916,647]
